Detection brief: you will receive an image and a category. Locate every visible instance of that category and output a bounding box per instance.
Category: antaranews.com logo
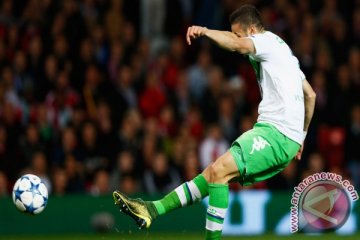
[290,172,359,233]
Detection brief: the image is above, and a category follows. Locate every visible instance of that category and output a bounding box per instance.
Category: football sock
[205,183,229,240]
[150,174,209,218]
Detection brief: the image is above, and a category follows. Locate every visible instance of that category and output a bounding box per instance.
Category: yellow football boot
[113,190,153,229]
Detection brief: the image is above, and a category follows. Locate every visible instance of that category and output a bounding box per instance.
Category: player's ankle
[145,201,159,219]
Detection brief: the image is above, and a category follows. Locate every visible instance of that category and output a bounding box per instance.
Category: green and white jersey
[247,31,305,145]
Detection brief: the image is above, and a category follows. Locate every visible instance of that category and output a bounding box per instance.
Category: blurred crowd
[0,0,359,197]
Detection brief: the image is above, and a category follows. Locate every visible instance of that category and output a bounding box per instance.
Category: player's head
[229,4,264,37]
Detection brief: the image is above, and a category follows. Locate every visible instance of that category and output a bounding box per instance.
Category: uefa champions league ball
[12,174,48,215]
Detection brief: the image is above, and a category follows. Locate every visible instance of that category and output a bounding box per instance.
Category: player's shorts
[229,122,300,186]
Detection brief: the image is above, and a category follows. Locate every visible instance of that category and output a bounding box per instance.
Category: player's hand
[295,144,304,161]
[186,26,207,45]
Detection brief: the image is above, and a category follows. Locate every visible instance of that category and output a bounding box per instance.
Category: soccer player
[113,4,316,239]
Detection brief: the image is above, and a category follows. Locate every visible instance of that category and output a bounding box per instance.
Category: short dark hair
[229,5,263,30]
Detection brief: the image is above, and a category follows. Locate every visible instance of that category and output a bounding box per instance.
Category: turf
[2,233,360,240]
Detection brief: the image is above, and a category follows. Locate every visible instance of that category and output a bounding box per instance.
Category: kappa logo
[250,136,270,154]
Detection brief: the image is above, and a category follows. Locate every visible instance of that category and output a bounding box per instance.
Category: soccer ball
[12,174,48,215]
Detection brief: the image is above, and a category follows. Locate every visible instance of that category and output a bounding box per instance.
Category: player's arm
[295,79,316,160]
[302,79,316,133]
[186,26,255,55]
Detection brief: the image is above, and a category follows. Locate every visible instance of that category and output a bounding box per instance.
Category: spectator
[38,55,58,101]
[115,65,137,108]
[80,0,99,28]
[348,47,359,87]
[2,66,21,111]
[53,35,71,72]
[311,71,328,125]
[170,124,197,171]
[45,71,79,128]
[80,121,107,179]
[201,66,225,123]
[110,151,138,191]
[140,0,166,41]
[119,173,141,195]
[185,106,204,142]
[90,169,110,196]
[28,152,51,193]
[182,150,201,181]
[28,36,44,85]
[61,0,87,58]
[96,101,116,161]
[329,65,356,126]
[122,22,137,62]
[140,133,159,169]
[35,103,53,144]
[52,127,81,166]
[301,152,327,179]
[82,64,103,119]
[174,70,190,119]
[72,38,95,90]
[20,124,46,167]
[158,105,177,138]
[117,109,142,153]
[107,40,124,83]
[139,70,167,118]
[104,0,124,42]
[64,154,85,193]
[91,25,108,66]
[218,95,237,142]
[144,153,181,194]
[160,36,185,91]
[52,167,68,196]
[329,19,349,66]
[227,75,247,124]
[187,49,212,102]
[199,124,229,171]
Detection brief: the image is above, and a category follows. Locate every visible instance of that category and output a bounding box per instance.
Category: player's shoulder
[247,31,290,60]
[249,31,281,46]
[250,31,281,41]
[250,31,272,38]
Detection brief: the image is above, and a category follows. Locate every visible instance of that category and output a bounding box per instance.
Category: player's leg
[113,172,210,229]
[151,172,209,217]
[148,150,238,217]
[112,150,239,230]
[204,151,240,240]
[203,123,299,239]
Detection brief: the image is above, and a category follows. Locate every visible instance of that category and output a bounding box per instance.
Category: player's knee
[209,161,226,183]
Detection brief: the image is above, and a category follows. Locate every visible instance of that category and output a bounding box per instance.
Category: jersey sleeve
[247,33,271,61]
[299,69,306,81]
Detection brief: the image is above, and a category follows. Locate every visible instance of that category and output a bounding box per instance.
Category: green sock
[205,183,229,240]
[150,174,209,218]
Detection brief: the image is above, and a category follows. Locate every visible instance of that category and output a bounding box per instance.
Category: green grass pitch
[2,233,360,240]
